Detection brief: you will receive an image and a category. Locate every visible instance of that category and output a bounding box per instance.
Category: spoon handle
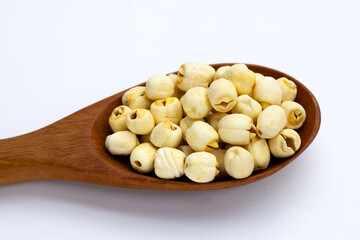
[0,105,114,186]
[0,125,64,185]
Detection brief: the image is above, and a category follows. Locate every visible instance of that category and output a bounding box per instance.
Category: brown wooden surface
[0,63,321,191]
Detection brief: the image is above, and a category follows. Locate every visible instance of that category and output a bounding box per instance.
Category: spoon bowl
[0,63,321,191]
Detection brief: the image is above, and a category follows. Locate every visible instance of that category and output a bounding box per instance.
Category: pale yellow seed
[122,86,152,109]
[223,64,256,95]
[176,62,215,91]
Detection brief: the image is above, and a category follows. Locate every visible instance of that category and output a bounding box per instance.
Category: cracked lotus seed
[150,120,183,148]
[150,97,183,124]
[109,105,132,132]
[278,77,297,102]
[208,78,238,112]
[126,109,155,135]
[281,101,306,129]
[268,129,301,158]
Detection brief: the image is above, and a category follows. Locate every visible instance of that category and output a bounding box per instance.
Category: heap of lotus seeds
[105,62,306,183]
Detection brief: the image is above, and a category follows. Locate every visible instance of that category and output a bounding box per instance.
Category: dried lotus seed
[167,73,177,81]
[218,114,256,145]
[150,120,182,148]
[208,78,238,112]
[268,129,301,158]
[109,105,131,132]
[178,145,194,156]
[176,62,215,91]
[223,64,256,95]
[126,109,155,135]
[122,86,152,109]
[154,147,186,179]
[231,95,262,123]
[168,73,185,99]
[212,148,229,179]
[130,143,157,173]
[214,66,231,80]
[281,101,306,129]
[253,76,282,108]
[150,97,183,124]
[278,77,297,102]
[179,116,205,141]
[146,74,175,100]
[208,112,228,131]
[105,131,139,155]
[184,152,219,183]
[245,136,270,170]
[256,105,287,139]
[186,121,219,152]
[224,146,254,179]
[181,87,212,119]
[255,73,264,81]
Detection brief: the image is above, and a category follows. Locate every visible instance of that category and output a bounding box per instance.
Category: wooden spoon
[0,63,321,191]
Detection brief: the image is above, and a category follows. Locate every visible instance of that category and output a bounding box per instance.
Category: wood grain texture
[0,63,321,191]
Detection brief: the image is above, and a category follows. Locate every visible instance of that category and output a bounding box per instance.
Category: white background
[0,0,359,239]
